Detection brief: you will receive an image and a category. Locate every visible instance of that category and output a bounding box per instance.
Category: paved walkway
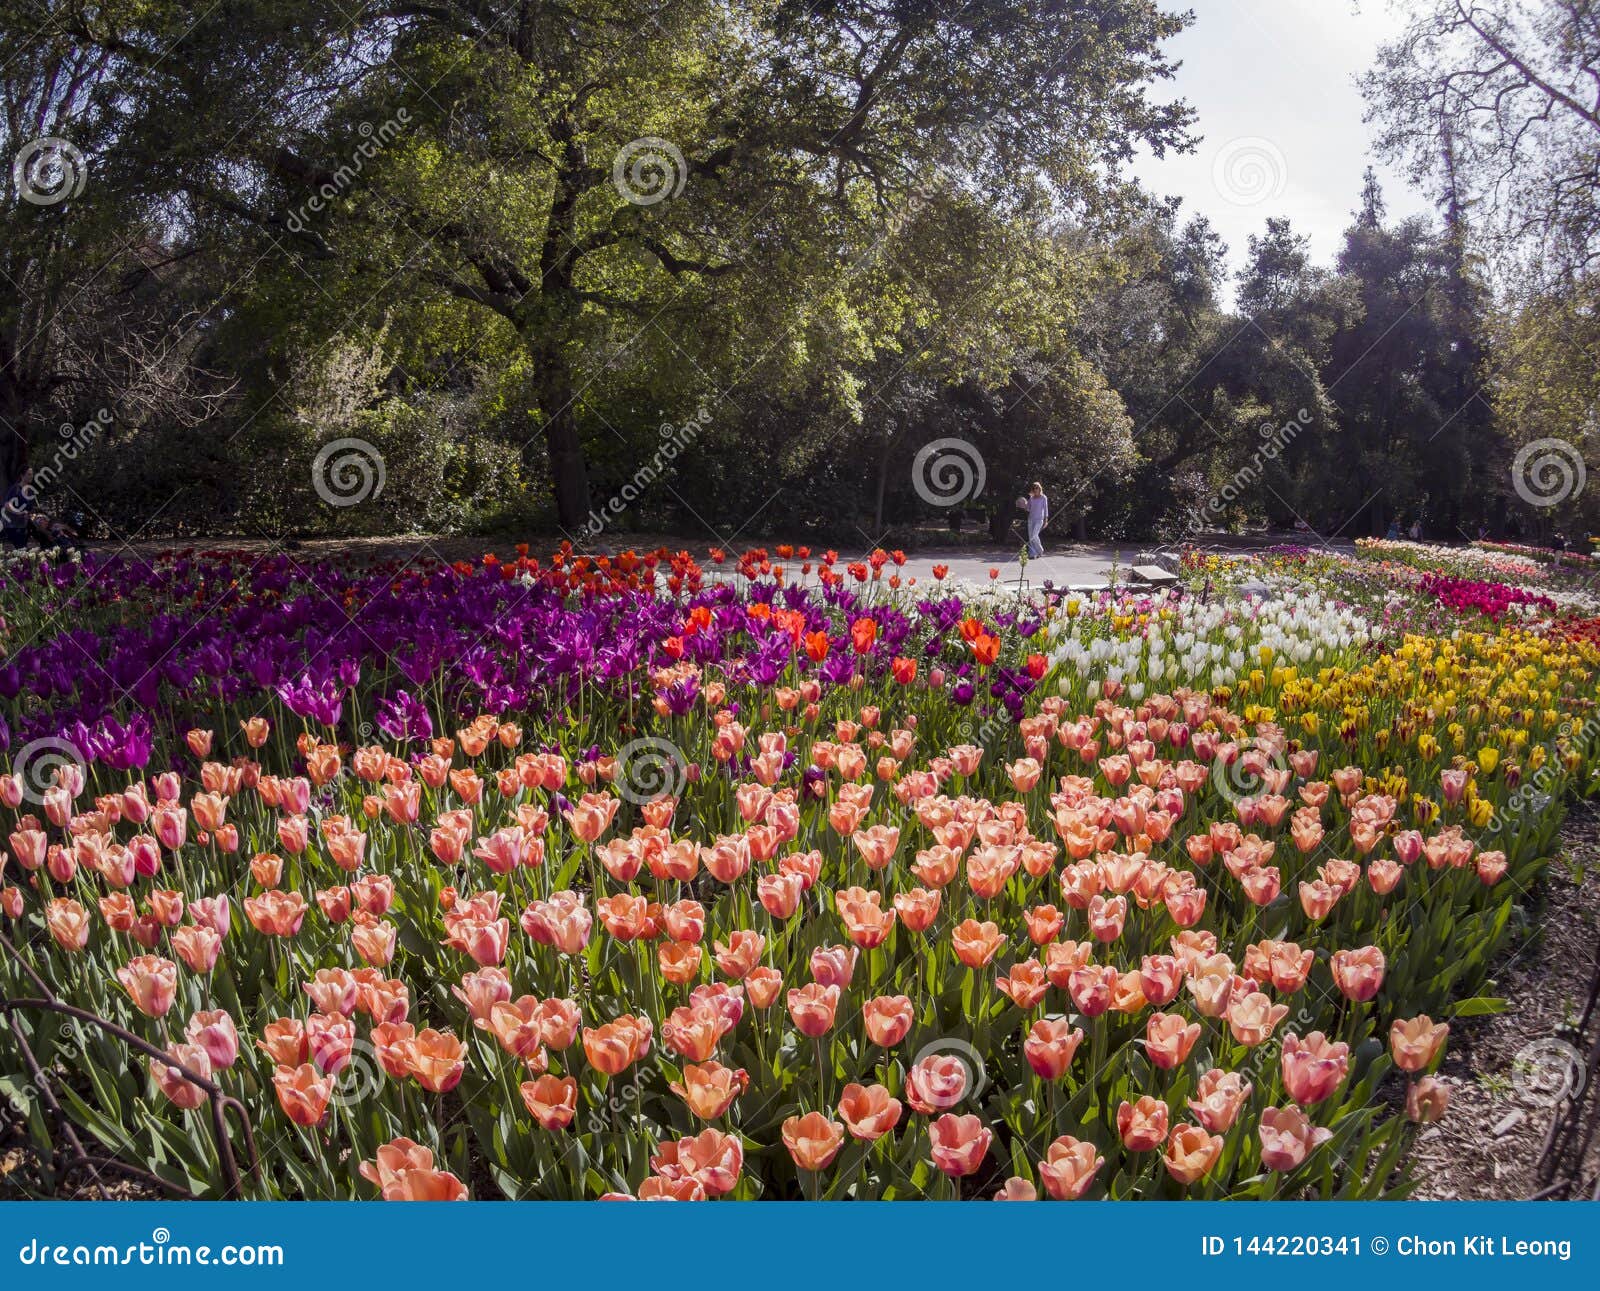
[87,532,1350,589]
[874,544,1146,588]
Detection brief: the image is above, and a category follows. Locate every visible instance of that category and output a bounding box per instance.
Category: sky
[1129,0,1433,287]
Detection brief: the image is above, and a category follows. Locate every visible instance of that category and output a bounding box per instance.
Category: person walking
[1019,481,1048,559]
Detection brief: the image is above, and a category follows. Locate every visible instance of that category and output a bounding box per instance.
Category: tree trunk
[527,341,592,532]
[872,424,895,535]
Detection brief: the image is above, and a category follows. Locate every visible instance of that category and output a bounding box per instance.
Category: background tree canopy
[1,0,1595,544]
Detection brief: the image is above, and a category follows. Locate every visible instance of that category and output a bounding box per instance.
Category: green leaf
[1451,996,1507,1017]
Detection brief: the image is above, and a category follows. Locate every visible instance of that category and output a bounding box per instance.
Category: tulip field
[0,538,1596,1201]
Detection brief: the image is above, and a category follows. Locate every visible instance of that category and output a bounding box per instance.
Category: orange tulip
[1144,1012,1201,1070]
[786,983,840,1037]
[116,954,178,1017]
[1258,1105,1332,1171]
[1281,1031,1350,1105]
[782,1111,845,1171]
[996,958,1049,1008]
[1187,1069,1252,1133]
[1044,939,1094,987]
[564,792,620,843]
[359,1137,435,1192]
[1025,904,1064,944]
[184,1008,238,1070]
[904,1053,970,1114]
[1226,990,1289,1046]
[635,1176,706,1201]
[1390,1015,1449,1073]
[670,1062,749,1120]
[951,918,1005,968]
[371,1021,416,1077]
[745,966,783,1009]
[651,1128,743,1196]
[1116,1095,1169,1151]
[46,898,90,952]
[584,1013,654,1074]
[1023,1018,1084,1081]
[359,1138,468,1200]
[243,890,307,938]
[713,930,764,980]
[405,1028,466,1093]
[1163,1123,1223,1184]
[1330,945,1385,1002]
[149,1043,211,1110]
[861,994,914,1047]
[273,1062,332,1126]
[658,939,703,984]
[257,1018,308,1066]
[1406,1075,1450,1123]
[1038,1135,1103,1199]
[1244,940,1313,994]
[892,886,942,932]
[929,1113,992,1177]
[306,1012,355,1075]
[837,1082,903,1141]
[520,1075,578,1129]
[453,966,512,1022]
[479,997,547,1061]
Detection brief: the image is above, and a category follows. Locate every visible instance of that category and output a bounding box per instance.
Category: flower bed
[0,545,1596,1201]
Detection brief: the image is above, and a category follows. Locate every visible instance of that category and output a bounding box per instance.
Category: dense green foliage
[0,0,1594,543]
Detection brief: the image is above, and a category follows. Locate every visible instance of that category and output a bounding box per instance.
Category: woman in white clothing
[1021,481,1047,559]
